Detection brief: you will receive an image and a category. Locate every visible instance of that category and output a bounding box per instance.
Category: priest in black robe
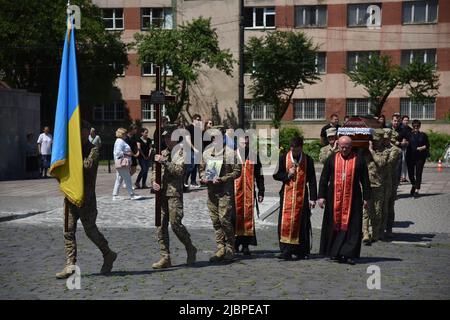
[318,136,371,265]
[231,136,265,255]
[273,136,317,260]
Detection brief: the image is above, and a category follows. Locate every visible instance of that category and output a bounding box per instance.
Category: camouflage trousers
[64,198,110,266]
[382,176,399,236]
[363,186,385,241]
[207,190,235,254]
[157,196,194,258]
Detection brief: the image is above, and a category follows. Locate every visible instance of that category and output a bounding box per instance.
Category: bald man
[318,136,371,265]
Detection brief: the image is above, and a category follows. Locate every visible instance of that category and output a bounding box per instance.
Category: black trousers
[407,158,426,189]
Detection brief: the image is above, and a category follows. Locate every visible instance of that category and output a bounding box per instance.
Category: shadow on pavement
[391,232,435,243]
[0,211,48,223]
[393,221,415,228]
[357,257,403,264]
[397,192,442,199]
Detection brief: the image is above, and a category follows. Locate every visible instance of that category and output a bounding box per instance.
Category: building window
[141,63,173,76]
[403,0,438,24]
[102,8,124,30]
[244,7,276,29]
[348,3,381,27]
[295,5,327,28]
[111,63,125,77]
[401,49,436,68]
[346,99,371,116]
[400,98,435,120]
[244,100,274,120]
[141,100,167,121]
[316,52,326,74]
[294,99,326,120]
[141,8,173,30]
[347,51,379,71]
[93,101,125,121]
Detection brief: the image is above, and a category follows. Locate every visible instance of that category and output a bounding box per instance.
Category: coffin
[338,116,380,148]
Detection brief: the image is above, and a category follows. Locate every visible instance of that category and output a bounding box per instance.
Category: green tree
[134,17,235,123]
[346,54,440,117]
[0,0,129,126]
[245,31,320,128]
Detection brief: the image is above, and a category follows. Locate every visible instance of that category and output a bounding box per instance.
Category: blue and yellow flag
[49,18,84,207]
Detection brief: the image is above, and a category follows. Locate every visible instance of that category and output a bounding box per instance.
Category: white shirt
[89,135,102,147]
[37,133,53,155]
[113,138,131,161]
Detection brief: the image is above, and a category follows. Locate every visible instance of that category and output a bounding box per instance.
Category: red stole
[333,152,357,232]
[280,151,307,245]
[234,159,255,236]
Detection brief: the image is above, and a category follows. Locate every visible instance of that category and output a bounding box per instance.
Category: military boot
[100,250,117,274]
[209,247,226,262]
[362,233,371,246]
[152,256,172,269]
[186,245,197,265]
[55,264,76,279]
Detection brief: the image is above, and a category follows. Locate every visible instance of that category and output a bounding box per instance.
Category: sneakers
[130,194,143,200]
[152,257,172,269]
[190,184,201,189]
[112,196,120,201]
[186,245,197,265]
[55,264,76,279]
[100,250,117,274]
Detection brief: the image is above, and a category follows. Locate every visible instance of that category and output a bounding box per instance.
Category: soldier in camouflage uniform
[382,128,402,240]
[319,127,339,164]
[151,125,197,269]
[56,121,117,279]
[362,129,389,245]
[199,127,242,262]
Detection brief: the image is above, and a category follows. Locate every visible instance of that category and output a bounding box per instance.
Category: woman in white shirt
[113,128,142,200]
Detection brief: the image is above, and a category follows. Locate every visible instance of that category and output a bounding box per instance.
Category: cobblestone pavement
[0,167,449,299]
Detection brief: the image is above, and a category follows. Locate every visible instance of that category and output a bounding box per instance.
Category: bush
[279,127,303,153]
[303,140,322,162]
[427,130,450,162]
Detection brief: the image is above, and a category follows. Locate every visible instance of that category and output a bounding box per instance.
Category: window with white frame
[141,63,173,76]
[400,98,435,120]
[346,99,371,116]
[111,63,125,77]
[244,7,276,29]
[403,0,438,24]
[294,99,326,120]
[141,8,173,30]
[348,3,381,27]
[401,49,436,68]
[295,5,327,28]
[347,51,379,71]
[141,100,167,121]
[93,101,124,121]
[316,52,326,74]
[244,100,274,120]
[102,8,124,30]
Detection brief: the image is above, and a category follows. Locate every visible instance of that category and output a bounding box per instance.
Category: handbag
[114,157,130,169]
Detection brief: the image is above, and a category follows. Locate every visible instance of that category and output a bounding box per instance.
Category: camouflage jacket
[82,142,99,201]
[151,148,185,197]
[199,145,241,193]
[364,148,389,188]
[319,145,338,164]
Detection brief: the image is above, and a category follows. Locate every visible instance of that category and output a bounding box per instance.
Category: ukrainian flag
[49,17,84,207]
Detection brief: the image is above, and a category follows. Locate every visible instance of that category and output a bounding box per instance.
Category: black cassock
[318,152,371,259]
[273,153,317,256]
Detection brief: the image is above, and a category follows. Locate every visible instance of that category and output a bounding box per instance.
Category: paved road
[0,167,449,299]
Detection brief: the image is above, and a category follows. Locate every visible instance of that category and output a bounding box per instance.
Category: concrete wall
[0,89,40,181]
